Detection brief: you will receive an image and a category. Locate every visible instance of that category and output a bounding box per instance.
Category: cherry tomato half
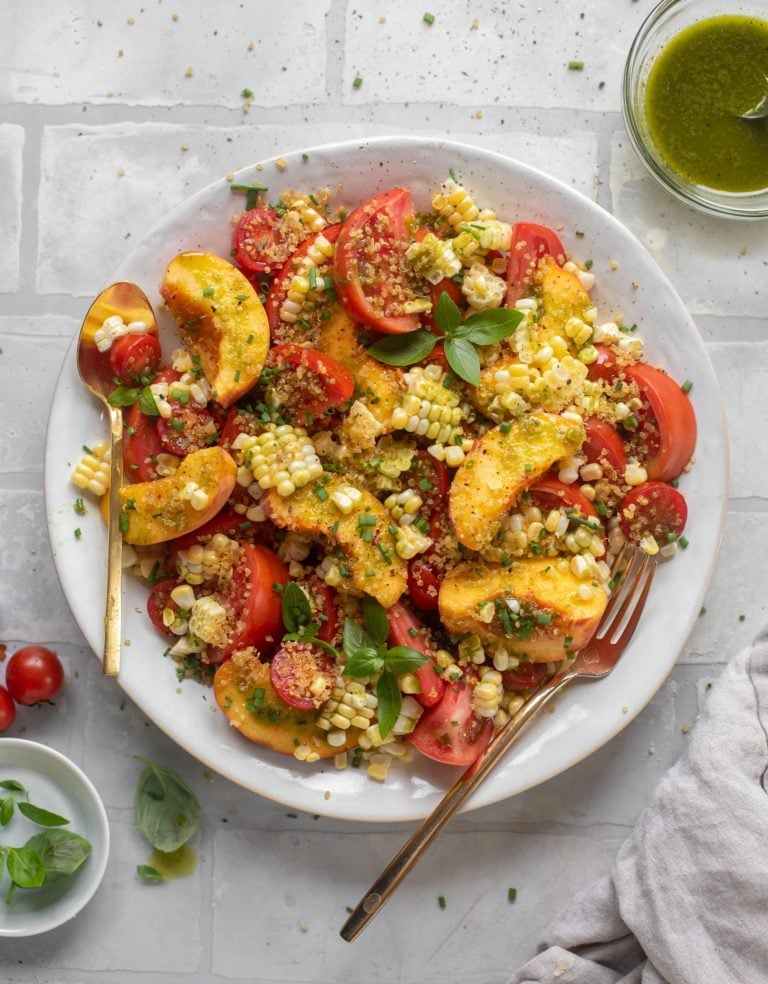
[0,686,16,732]
[582,417,627,474]
[147,578,183,637]
[218,407,261,450]
[304,576,340,644]
[265,345,355,418]
[623,364,697,482]
[265,224,341,331]
[156,397,219,457]
[501,662,547,692]
[527,477,600,521]
[124,367,181,482]
[5,647,64,705]
[109,333,162,385]
[334,188,420,335]
[408,680,493,766]
[233,206,283,274]
[269,642,335,711]
[586,343,620,382]
[387,603,445,707]
[505,222,567,305]
[407,558,442,612]
[619,481,688,543]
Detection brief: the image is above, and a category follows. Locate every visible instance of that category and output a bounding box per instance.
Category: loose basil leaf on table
[134,758,201,853]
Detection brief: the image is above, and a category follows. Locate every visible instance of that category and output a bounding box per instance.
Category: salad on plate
[70,172,696,785]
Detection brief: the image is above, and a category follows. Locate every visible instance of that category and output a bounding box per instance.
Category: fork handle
[103,405,124,676]
[340,669,575,942]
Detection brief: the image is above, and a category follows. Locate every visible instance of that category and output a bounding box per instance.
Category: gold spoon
[77,282,157,676]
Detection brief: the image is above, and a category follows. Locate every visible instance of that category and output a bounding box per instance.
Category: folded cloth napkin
[509,626,768,984]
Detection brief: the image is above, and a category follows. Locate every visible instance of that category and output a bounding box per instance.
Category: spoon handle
[103,406,124,676]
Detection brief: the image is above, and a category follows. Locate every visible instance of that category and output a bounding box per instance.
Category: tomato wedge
[527,477,600,520]
[587,343,620,382]
[619,481,688,543]
[209,544,289,663]
[147,578,183,637]
[265,344,355,418]
[269,642,336,711]
[623,364,697,481]
[387,603,445,707]
[109,333,162,385]
[156,398,219,457]
[505,222,567,305]
[233,206,283,274]
[265,224,341,331]
[304,576,340,644]
[334,188,420,334]
[407,559,442,612]
[218,407,261,450]
[123,402,172,482]
[582,417,627,474]
[408,680,493,766]
[501,662,547,692]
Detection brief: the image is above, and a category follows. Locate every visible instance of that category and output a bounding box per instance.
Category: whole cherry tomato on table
[0,686,16,732]
[5,646,64,705]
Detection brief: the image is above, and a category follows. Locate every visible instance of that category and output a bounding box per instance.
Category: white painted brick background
[1,1,765,981]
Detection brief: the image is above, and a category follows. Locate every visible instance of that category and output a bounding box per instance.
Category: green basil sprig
[341,598,428,738]
[366,291,522,386]
[279,581,339,658]
[134,758,200,854]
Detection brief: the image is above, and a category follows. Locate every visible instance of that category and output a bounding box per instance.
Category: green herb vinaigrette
[644,15,768,192]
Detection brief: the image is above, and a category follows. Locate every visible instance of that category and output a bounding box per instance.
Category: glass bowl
[623,0,768,220]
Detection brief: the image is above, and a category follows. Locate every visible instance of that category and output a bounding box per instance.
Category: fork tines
[597,547,657,645]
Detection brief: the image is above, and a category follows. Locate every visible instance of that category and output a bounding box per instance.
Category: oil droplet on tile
[148,844,197,879]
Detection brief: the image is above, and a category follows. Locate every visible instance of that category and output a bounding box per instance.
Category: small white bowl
[0,739,109,937]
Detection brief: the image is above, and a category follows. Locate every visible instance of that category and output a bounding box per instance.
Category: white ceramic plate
[44,137,727,822]
[0,739,110,936]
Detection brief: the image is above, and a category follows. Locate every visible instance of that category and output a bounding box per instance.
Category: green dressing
[645,15,768,192]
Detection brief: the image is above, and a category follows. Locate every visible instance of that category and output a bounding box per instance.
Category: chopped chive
[449,167,459,182]
[170,418,185,431]
[437,895,446,910]
[407,627,419,638]
[125,497,136,510]
[500,421,511,434]
[681,379,693,394]
[358,513,377,526]
[739,613,746,622]
[418,478,432,492]
[360,528,374,543]
[309,266,317,290]
[568,60,585,70]
[699,606,707,616]
[594,500,609,517]
[678,536,689,549]
[74,527,82,539]
[246,333,254,344]
[302,153,309,162]
[234,369,241,382]
[82,444,93,454]
[241,87,253,98]
[598,80,606,89]
[423,12,435,24]
[508,887,517,903]
[74,497,86,515]
[378,543,393,563]
[353,74,363,89]
[584,258,593,270]
[575,230,585,237]
[119,511,129,533]
[313,483,329,502]
[535,613,553,625]
[202,287,214,298]
[236,293,248,302]
[670,477,679,488]
[127,425,136,436]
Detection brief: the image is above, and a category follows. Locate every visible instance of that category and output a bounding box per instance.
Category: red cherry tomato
[387,603,445,708]
[407,558,442,612]
[304,576,340,644]
[582,417,627,474]
[623,364,697,482]
[209,543,289,663]
[269,642,336,711]
[0,686,16,732]
[334,188,420,335]
[265,224,341,331]
[505,222,567,305]
[233,206,284,274]
[167,509,267,566]
[156,398,219,457]
[147,578,183,637]
[619,481,688,543]
[109,333,162,385]
[587,344,620,382]
[408,680,493,766]
[527,477,600,520]
[501,662,548,692]
[218,407,261,450]
[265,345,355,418]
[5,647,64,705]
[124,368,181,482]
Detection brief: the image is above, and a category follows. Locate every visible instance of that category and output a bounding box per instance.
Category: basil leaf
[367,329,437,367]
[444,337,481,386]
[342,647,384,679]
[385,645,430,675]
[107,385,141,408]
[0,798,14,827]
[24,830,91,883]
[375,670,401,739]
[134,758,201,853]
[464,308,523,345]
[0,780,27,793]
[434,290,462,336]
[137,864,165,882]
[18,801,70,827]
[7,847,45,889]
[361,596,389,646]
[342,618,376,661]
[282,581,313,634]
[138,386,160,417]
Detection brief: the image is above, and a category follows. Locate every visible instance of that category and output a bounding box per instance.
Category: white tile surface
[0,125,24,293]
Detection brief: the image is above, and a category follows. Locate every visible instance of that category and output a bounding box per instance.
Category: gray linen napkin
[509,626,768,984]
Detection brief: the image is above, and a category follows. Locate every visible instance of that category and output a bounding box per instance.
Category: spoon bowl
[77,282,157,676]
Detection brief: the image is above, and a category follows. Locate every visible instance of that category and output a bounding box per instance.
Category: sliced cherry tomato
[265,224,341,331]
[269,642,336,711]
[582,417,627,474]
[109,333,162,385]
[407,558,442,612]
[218,407,261,450]
[304,576,340,644]
[387,603,445,707]
[167,509,262,562]
[619,481,688,543]
[501,661,547,692]
[124,367,182,481]
[233,206,283,274]
[587,344,620,382]
[156,398,219,457]
[408,680,493,766]
[5,647,64,705]
[0,686,16,732]
[527,477,600,520]
[210,544,289,663]
[265,345,355,418]
[505,222,567,305]
[623,364,697,482]
[334,188,420,334]
[147,578,183,637]
[413,227,466,336]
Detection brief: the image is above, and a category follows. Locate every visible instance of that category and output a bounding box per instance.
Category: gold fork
[341,547,656,942]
